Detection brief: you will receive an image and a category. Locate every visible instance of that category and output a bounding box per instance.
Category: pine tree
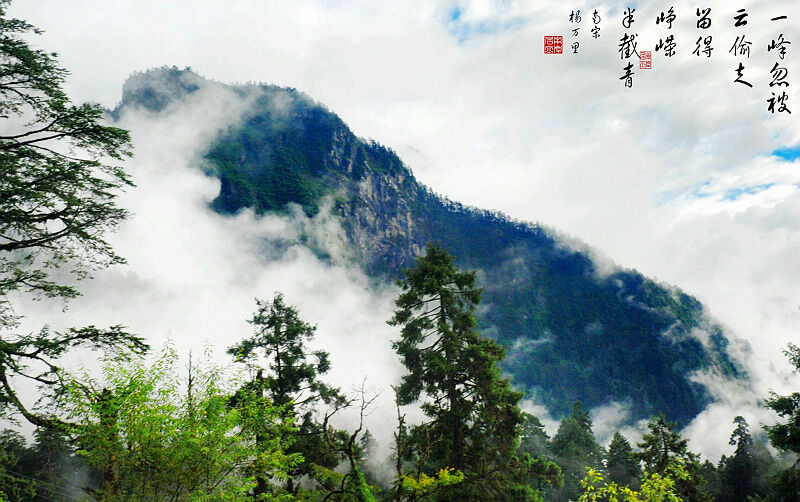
[228,292,344,497]
[605,431,642,490]
[717,416,770,502]
[764,343,800,501]
[700,460,721,500]
[389,242,559,501]
[548,402,603,502]
[518,412,551,459]
[635,413,708,502]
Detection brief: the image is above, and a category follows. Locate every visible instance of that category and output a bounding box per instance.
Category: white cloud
[7,0,800,461]
[11,81,408,457]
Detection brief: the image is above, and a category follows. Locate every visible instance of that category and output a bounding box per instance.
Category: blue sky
[9,0,800,460]
[774,146,800,161]
[446,5,527,42]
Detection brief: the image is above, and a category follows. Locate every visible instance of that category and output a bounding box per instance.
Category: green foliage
[549,402,603,502]
[715,416,772,501]
[0,0,132,315]
[579,459,689,502]
[229,293,345,497]
[764,343,800,501]
[606,432,642,490]
[389,243,560,501]
[228,293,340,409]
[342,464,376,502]
[0,430,35,500]
[0,0,148,431]
[398,467,465,501]
[518,412,551,459]
[0,426,91,501]
[764,344,800,456]
[635,414,707,502]
[61,346,300,501]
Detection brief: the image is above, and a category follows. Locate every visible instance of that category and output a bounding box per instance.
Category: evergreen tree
[605,431,642,490]
[358,430,381,487]
[635,413,708,502]
[0,430,34,500]
[518,412,551,459]
[0,0,147,429]
[389,242,560,501]
[700,460,721,501]
[549,402,603,502]
[228,292,344,497]
[717,416,770,501]
[764,343,800,501]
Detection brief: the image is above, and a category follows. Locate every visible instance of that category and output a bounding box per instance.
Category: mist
[12,78,410,461]
[6,0,800,464]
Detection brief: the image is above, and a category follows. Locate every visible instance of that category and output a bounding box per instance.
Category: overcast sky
[7,0,800,459]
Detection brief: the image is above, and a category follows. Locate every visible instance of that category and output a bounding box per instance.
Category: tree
[549,402,603,502]
[764,343,800,501]
[61,346,300,501]
[635,414,708,502]
[606,432,642,490]
[228,293,344,498]
[389,242,560,501]
[316,381,380,502]
[699,460,721,501]
[716,416,771,501]
[0,429,35,500]
[0,0,147,428]
[518,412,551,459]
[578,458,691,502]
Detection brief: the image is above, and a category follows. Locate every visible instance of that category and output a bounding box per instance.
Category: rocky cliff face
[115,67,743,425]
[344,172,426,275]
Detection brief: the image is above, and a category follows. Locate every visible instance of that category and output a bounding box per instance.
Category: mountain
[114,67,742,425]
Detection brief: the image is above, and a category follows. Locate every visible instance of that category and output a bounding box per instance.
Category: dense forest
[0,2,799,501]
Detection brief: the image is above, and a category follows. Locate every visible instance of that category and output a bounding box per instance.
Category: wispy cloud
[8,0,800,459]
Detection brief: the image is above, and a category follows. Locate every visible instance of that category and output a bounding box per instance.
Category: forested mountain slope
[114,67,741,425]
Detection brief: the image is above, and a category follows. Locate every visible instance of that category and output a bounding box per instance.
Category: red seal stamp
[544,36,563,54]
[639,51,652,69]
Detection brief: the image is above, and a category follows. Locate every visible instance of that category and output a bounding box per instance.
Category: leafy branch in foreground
[0,0,146,428]
[0,0,133,317]
[61,346,300,501]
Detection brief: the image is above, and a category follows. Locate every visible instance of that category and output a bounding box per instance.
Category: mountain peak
[115,66,206,115]
[113,72,743,425]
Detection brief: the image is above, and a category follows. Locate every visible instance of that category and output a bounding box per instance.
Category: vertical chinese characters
[570,9,582,54]
[655,7,677,58]
[693,7,713,57]
[619,7,637,87]
[730,8,752,88]
[767,15,791,113]
[592,9,601,39]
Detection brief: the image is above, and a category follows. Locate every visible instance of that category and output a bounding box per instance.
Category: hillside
[114,67,741,425]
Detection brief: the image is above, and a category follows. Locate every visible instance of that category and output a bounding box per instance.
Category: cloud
[11,79,408,458]
[7,0,800,461]
[590,401,636,446]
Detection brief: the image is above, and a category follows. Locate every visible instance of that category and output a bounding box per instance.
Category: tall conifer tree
[606,431,642,490]
[548,402,602,501]
[229,293,344,498]
[389,242,559,501]
[635,413,708,502]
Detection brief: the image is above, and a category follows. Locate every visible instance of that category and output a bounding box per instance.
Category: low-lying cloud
[8,0,800,463]
[13,80,408,458]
